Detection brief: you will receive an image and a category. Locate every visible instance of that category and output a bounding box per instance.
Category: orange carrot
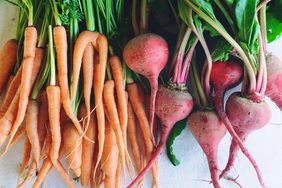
[127,101,142,172]
[4,46,44,154]
[25,100,41,167]
[10,124,26,148]
[78,104,96,186]
[127,83,158,186]
[101,125,119,188]
[109,56,128,146]
[0,67,22,117]
[82,44,94,132]
[33,147,65,188]
[53,26,83,136]
[17,159,36,187]
[62,121,82,178]
[115,162,122,188]
[0,39,18,94]
[0,89,20,147]
[38,91,48,156]
[103,80,126,174]
[0,75,14,106]
[70,31,99,101]
[47,85,74,188]
[18,136,31,180]
[93,34,108,178]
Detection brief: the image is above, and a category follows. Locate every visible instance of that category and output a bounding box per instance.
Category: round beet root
[123,33,169,129]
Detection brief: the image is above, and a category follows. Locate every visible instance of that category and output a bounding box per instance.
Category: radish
[127,85,193,187]
[265,54,282,110]
[220,92,272,179]
[123,33,169,128]
[188,110,226,188]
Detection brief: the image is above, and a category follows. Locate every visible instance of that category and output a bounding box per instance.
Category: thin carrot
[18,136,31,181]
[33,146,65,188]
[4,46,44,154]
[70,31,99,101]
[38,91,48,156]
[0,75,14,106]
[127,83,158,186]
[10,124,26,148]
[0,39,18,94]
[17,159,36,188]
[93,34,108,178]
[0,67,22,117]
[101,125,119,188]
[47,85,74,188]
[0,89,20,147]
[115,161,122,188]
[103,80,126,174]
[127,101,142,172]
[62,121,82,178]
[81,43,94,133]
[109,56,128,147]
[25,100,41,167]
[53,26,84,136]
[78,104,96,186]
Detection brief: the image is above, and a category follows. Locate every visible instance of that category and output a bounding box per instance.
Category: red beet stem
[214,89,266,188]
[149,77,158,137]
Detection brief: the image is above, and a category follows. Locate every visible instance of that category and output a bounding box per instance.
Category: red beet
[123,33,169,128]
[188,110,227,188]
[127,85,193,187]
[220,92,272,185]
[265,54,282,110]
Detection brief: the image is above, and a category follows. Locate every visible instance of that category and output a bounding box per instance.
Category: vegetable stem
[186,0,257,94]
[259,5,267,52]
[48,25,56,86]
[140,0,148,33]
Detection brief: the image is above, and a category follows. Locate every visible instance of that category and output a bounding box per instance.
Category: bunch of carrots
[0,0,282,188]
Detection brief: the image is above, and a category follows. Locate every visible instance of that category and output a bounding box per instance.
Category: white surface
[1,2,282,188]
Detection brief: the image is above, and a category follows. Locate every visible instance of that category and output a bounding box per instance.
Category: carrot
[42,127,51,159]
[47,85,75,188]
[127,101,142,172]
[109,56,128,144]
[127,83,158,186]
[70,31,99,101]
[78,104,96,186]
[4,46,44,154]
[101,125,119,188]
[103,80,126,174]
[0,67,22,117]
[0,39,18,94]
[0,75,14,106]
[115,160,122,188]
[0,89,20,147]
[18,136,31,181]
[53,26,84,136]
[10,124,26,148]
[33,146,65,188]
[93,34,108,178]
[17,159,36,187]
[38,91,48,156]
[62,121,82,178]
[25,100,41,167]
[81,43,94,132]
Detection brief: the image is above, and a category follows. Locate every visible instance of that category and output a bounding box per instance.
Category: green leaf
[211,38,233,62]
[266,0,282,43]
[166,119,186,166]
[234,0,259,45]
[204,21,219,37]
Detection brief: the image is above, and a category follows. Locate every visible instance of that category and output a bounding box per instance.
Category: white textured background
[1,1,282,188]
